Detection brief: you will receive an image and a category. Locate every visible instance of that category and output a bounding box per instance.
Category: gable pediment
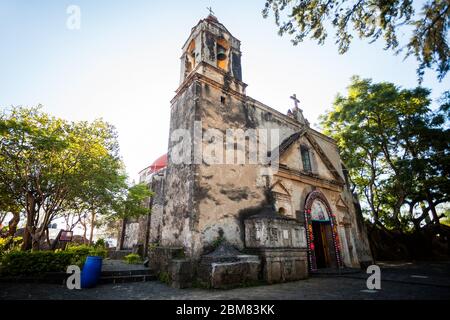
[336,195,349,210]
[278,130,344,184]
[271,180,290,196]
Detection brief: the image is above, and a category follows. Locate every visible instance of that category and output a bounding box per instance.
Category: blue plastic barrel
[81,256,103,288]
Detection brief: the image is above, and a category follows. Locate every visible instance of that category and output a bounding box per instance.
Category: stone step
[99,274,156,284]
[100,269,153,277]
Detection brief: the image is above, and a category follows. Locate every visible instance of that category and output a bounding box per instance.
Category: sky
[1,0,449,183]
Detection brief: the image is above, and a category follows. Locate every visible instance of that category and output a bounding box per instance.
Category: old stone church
[122,14,372,288]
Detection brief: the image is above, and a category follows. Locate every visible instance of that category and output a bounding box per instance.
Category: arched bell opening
[216,37,229,71]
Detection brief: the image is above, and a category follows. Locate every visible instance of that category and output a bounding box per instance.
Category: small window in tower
[301,145,312,172]
[278,207,286,215]
[221,96,226,104]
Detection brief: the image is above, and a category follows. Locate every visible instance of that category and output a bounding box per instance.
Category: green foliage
[212,235,225,249]
[67,244,107,260]
[320,76,450,231]
[0,236,22,260]
[211,228,225,249]
[262,0,449,82]
[111,183,154,221]
[1,250,77,276]
[148,242,158,252]
[158,271,170,284]
[0,244,108,276]
[0,106,126,250]
[94,238,106,248]
[191,278,209,289]
[123,253,142,264]
[89,247,108,259]
[65,245,92,267]
[441,208,450,227]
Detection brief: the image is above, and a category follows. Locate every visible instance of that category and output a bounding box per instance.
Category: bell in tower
[216,44,227,61]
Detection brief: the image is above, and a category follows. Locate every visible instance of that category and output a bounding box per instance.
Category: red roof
[148,153,167,173]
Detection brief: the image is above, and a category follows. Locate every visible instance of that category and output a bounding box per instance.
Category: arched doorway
[304,191,343,271]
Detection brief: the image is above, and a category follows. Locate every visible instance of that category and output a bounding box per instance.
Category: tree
[110,183,153,250]
[0,175,22,238]
[320,76,450,232]
[73,150,127,244]
[62,209,82,232]
[262,0,450,82]
[0,106,124,250]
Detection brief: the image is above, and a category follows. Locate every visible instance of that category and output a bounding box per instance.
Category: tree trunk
[89,211,96,245]
[119,218,127,250]
[21,230,32,250]
[22,194,37,250]
[21,214,34,251]
[7,211,20,237]
[31,231,41,251]
[45,227,51,247]
[426,192,441,228]
[83,223,87,245]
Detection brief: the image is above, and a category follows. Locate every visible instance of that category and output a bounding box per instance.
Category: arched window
[278,207,286,215]
[301,145,312,172]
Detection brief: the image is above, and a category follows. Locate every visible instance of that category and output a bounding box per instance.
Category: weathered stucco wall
[161,81,200,256]
[192,80,306,257]
[149,170,166,243]
[123,222,140,249]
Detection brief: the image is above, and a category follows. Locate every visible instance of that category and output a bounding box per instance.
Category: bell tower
[179,14,246,94]
[163,14,248,259]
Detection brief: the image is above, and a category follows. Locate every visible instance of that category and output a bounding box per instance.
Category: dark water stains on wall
[219,184,258,201]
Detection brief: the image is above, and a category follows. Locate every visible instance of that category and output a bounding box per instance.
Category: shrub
[67,244,107,259]
[94,238,106,248]
[0,250,74,276]
[89,247,108,259]
[212,235,225,249]
[148,242,158,252]
[158,271,170,284]
[0,244,108,276]
[124,253,142,264]
[0,236,22,260]
[65,245,91,266]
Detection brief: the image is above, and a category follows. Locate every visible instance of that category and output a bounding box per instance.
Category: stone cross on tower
[289,94,309,126]
[207,7,215,16]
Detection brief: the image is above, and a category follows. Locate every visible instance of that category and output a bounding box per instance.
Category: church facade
[123,14,372,285]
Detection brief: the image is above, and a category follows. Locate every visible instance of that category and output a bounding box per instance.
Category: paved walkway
[1,261,449,300]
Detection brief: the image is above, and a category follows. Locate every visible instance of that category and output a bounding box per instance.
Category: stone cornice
[275,166,343,192]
